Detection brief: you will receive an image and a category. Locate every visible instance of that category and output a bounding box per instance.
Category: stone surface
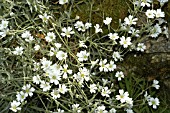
[122,22,170,107]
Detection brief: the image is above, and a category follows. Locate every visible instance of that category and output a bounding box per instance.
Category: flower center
[81,73,85,77]
[63,68,67,73]
[120,95,124,99]
[152,101,156,105]
[52,75,56,79]
[26,89,29,93]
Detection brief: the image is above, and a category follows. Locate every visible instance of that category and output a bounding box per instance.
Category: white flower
[33,75,41,84]
[54,43,62,49]
[74,67,90,83]
[145,9,156,18]
[61,27,75,38]
[40,81,51,92]
[102,78,109,86]
[33,61,40,71]
[124,15,138,25]
[101,86,111,97]
[50,63,62,72]
[21,31,30,38]
[22,84,35,97]
[75,15,80,20]
[95,105,108,113]
[103,17,112,25]
[157,18,167,25]
[158,0,168,6]
[109,108,116,113]
[56,108,64,113]
[45,32,56,42]
[13,46,24,55]
[89,84,97,93]
[56,51,68,60]
[119,36,132,48]
[48,71,61,85]
[155,9,165,18]
[10,12,15,16]
[61,64,72,79]
[25,36,34,42]
[163,26,169,38]
[150,24,162,38]
[85,22,92,29]
[94,24,103,33]
[59,0,68,5]
[125,97,133,105]
[152,80,160,89]
[91,59,99,69]
[10,100,21,112]
[141,0,153,7]
[40,57,48,63]
[144,91,151,101]
[136,43,146,52]
[51,89,61,99]
[0,28,8,37]
[120,23,128,31]
[72,104,81,113]
[126,109,134,113]
[129,27,140,37]
[58,84,68,94]
[21,31,34,42]
[16,91,27,102]
[133,1,141,7]
[41,59,52,71]
[34,45,40,51]
[148,97,160,109]
[79,40,87,48]
[48,46,60,56]
[0,20,9,30]
[48,44,61,56]
[74,21,84,31]
[116,89,129,103]
[107,60,116,72]
[99,59,108,72]
[108,33,119,41]
[49,47,58,56]
[112,51,122,62]
[115,71,124,81]
[77,50,90,62]
[39,13,51,23]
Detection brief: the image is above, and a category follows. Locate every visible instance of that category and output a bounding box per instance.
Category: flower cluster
[1,0,167,112]
[116,89,133,108]
[21,31,34,42]
[99,59,116,72]
[10,84,35,112]
[74,21,92,32]
[144,91,160,109]
[39,13,51,23]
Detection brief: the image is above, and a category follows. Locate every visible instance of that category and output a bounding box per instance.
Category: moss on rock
[72,0,130,29]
